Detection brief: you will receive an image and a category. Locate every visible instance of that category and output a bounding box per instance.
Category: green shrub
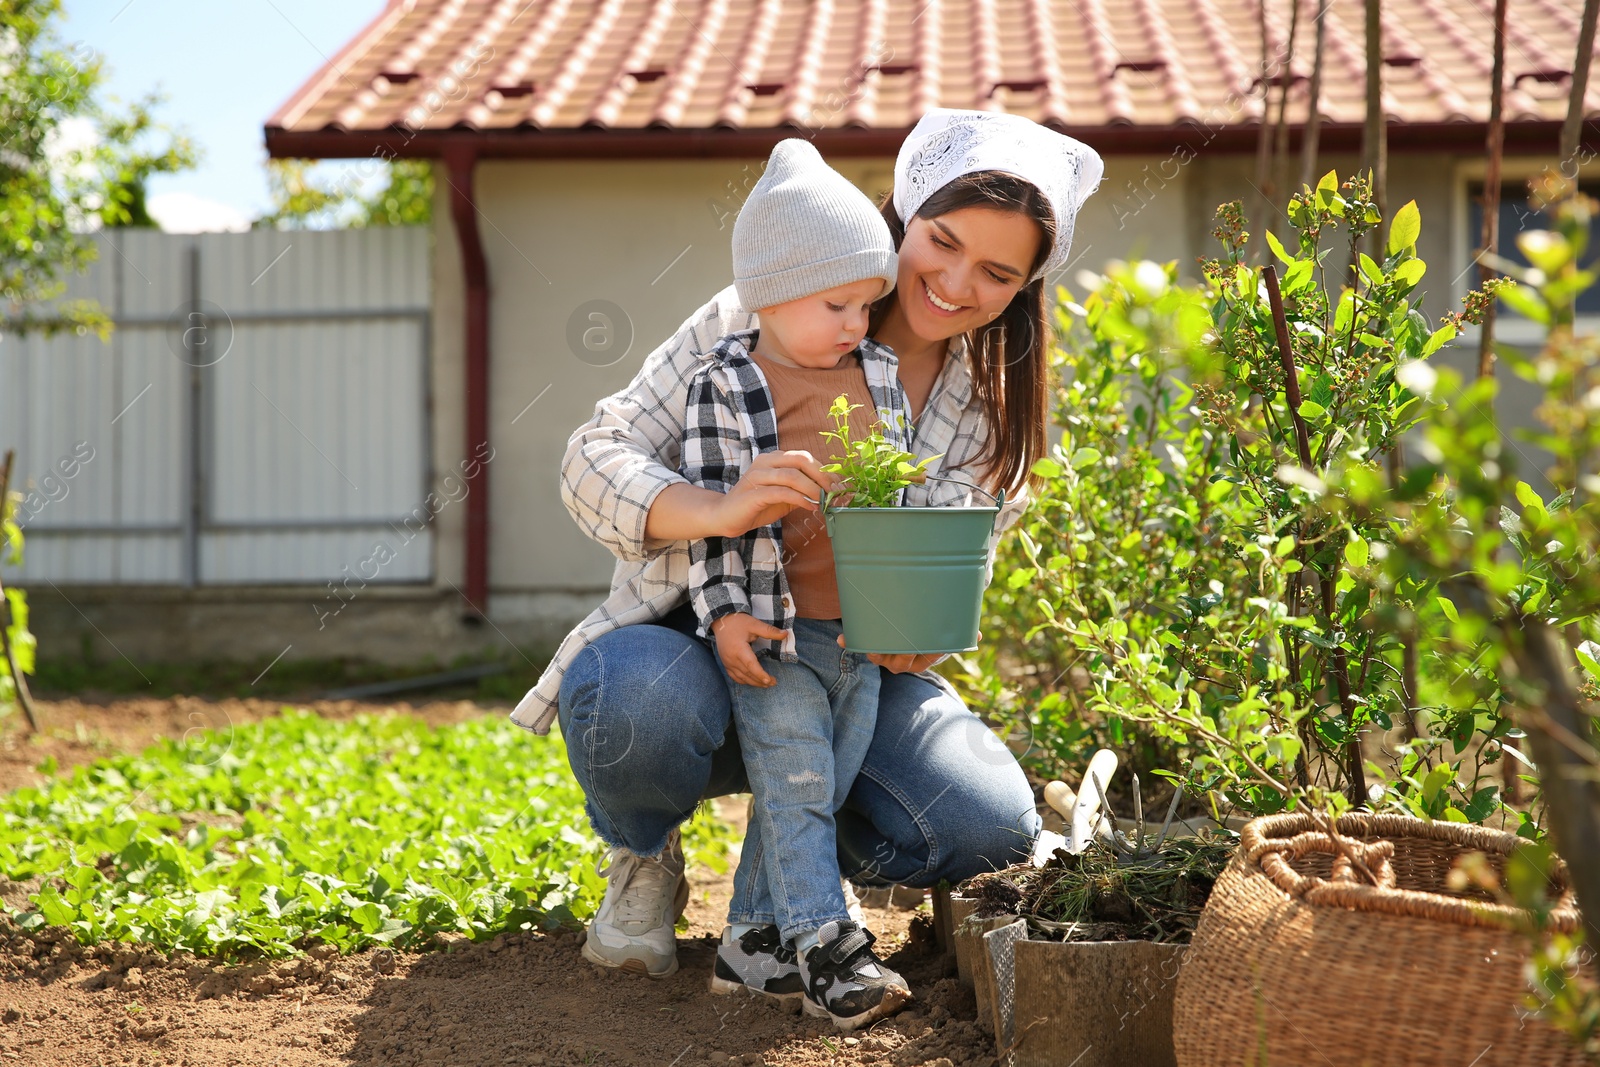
[955,174,1556,827]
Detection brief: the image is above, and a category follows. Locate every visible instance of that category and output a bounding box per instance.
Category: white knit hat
[732,139,897,311]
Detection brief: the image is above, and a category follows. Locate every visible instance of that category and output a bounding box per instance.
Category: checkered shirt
[510,285,1028,735]
[682,329,910,661]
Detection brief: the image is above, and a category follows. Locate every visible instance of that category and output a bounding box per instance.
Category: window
[1464,178,1600,317]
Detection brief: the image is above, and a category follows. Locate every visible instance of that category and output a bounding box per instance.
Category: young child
[680,139,914,1030]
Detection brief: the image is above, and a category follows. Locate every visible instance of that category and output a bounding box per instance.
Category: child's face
[755,278,884,368]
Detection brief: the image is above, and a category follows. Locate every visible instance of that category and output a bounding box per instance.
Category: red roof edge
[263,119,1586,161]
[266,0,416,133]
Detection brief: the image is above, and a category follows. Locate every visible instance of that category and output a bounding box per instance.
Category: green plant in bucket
[818,394,999,654]
[819,394,939,507]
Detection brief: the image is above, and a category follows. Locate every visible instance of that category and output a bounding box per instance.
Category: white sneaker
[581,828,689,977]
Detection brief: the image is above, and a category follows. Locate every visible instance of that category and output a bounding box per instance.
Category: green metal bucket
[824,490,1002,654]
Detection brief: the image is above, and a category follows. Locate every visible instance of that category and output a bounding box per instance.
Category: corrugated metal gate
[0,227,433,585]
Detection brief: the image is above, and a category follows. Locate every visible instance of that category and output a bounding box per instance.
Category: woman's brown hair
[872,171,1057,496]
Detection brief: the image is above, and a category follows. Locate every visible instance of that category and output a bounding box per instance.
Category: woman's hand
[712,450,840,537]
[836,634,943,674]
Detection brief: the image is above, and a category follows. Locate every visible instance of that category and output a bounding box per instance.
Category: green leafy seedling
[818,394,940,508]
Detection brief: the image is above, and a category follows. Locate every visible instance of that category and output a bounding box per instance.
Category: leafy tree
[0,0,194,722]
[256,157,433,230]
[0,0,105,334]
[362,159,433,227]
[95,92,198,229]
[0,0,194,335]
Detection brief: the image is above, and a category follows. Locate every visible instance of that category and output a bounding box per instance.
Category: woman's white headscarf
[893,109,1105,282]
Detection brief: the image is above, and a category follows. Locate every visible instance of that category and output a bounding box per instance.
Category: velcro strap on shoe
[821,926,875,966]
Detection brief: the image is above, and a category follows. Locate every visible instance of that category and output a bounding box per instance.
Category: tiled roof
[266,0,1600,154]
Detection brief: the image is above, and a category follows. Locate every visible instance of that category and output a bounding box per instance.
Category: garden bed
[0,697,1003,1066]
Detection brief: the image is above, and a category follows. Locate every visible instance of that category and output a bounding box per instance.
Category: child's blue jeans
[715,616,878,947]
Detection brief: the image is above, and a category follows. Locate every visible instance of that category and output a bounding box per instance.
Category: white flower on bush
[1275,464,1328,497]
[1131,260,1169,301]
[1395,359,1438,396]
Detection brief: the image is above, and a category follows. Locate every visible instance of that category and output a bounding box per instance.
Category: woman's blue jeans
[556,604,1040,890]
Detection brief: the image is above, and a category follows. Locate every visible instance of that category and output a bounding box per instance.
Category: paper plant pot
[1011,939,1186,1067]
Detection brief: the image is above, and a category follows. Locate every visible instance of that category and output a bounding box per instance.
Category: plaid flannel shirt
[682,329,911,661]
[511,284,1028,735]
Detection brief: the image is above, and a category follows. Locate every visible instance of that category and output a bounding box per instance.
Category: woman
[512,108,1103,981]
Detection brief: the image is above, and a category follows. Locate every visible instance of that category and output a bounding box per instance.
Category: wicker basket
[1172,812,1585,1067]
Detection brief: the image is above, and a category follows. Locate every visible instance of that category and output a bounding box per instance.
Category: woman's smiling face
[893,205,1045,342]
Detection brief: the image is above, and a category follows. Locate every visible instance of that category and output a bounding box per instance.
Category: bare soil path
[0,699,997,1067]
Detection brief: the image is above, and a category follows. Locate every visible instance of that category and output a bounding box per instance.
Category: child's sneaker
[798,919,911,1030]
[708,925,804,1007]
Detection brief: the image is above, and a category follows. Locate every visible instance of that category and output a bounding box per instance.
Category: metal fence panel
[209,318,428,524]
[1,227,432,587]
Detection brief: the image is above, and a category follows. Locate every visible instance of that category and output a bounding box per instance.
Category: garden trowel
[1066,749,1120,853]
[1030,749,1120,864]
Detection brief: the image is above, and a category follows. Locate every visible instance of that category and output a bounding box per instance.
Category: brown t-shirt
[748,349,877,620]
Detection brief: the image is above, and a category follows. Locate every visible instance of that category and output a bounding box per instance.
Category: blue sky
[62,0,388,230]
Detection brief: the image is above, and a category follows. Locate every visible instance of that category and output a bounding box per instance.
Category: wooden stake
[1265,267,1366,805]
[1477,0,1508,381]
[1252,0,1277,258]
[1560,0,1599,164]
[1362,0,1387,254]
[1298,0,1329,192]
[1270,0,1303,214]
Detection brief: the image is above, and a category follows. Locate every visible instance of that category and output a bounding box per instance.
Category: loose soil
[0,699,998,1067]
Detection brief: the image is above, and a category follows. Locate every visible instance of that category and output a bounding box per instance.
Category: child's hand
[712,451,841,536]
[712,613,787,687]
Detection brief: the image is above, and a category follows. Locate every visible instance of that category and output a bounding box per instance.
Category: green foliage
[256,158,434,230]
[819,394,939,508]
[254,160,349,231]
[0,0,101,335]
[1322,177,1600,1046]
[94,92,198,230]
[959,174,1532,825]
[1324,176,1600,735]
[0,709,731,958]
[362,160,434,227]
[0,1,194,336]
[0,479,34,715]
